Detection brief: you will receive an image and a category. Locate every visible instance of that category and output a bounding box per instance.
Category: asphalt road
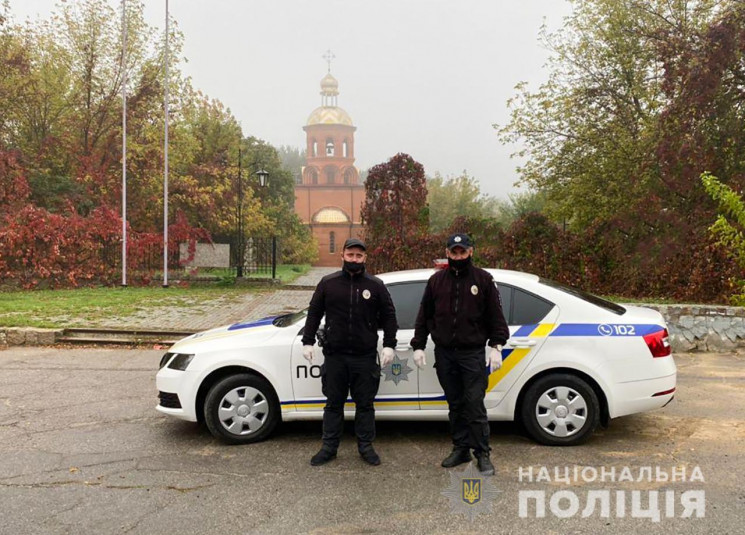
[0,347,743,534]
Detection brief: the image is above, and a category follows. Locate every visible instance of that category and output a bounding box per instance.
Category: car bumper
[610,371,677,418]
[155,367,200,422]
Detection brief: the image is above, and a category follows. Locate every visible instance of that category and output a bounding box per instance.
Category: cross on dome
[322,49,335,73]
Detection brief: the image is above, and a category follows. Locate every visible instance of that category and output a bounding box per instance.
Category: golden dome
[313,207,350,224]
[320,73,339,94]
[306,106,354,126]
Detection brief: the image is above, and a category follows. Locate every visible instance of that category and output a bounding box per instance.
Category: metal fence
[231,236,278,279]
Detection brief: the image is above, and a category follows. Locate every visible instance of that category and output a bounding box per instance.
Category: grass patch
[0,264,313,328]
[0,286,264,328]
[166,264,311,283]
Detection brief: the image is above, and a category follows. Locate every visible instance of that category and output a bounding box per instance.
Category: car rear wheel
[521,373,600,446]
[204,374,280,444]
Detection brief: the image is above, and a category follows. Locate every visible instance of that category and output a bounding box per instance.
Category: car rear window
[539,278,626,315]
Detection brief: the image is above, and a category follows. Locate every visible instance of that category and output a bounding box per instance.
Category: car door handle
[395,345,412,351]
[507,338,537,347]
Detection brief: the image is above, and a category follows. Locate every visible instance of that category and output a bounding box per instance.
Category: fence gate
[231,236,278,279]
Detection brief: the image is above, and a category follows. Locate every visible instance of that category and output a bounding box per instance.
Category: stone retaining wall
[639,304,745,353]
[1,305,744,352]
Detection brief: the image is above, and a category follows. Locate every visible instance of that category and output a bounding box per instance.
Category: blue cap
[446,233,473,250]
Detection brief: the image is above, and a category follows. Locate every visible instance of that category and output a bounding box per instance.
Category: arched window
[343,140,348,158]
[312,140,318,157]
[307,167,318,185]
[329,231,336,253]
[326,166,336,184]
[326,138,335,156]
[344,168,355,185]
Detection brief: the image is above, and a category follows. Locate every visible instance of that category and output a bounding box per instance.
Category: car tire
[204,373,280,444]
[521,373,600,446]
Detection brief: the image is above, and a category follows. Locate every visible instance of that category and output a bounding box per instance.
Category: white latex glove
[486,345,503,372]
[381,347,395,367]
[302,345,314,363]
[413,349,427,368]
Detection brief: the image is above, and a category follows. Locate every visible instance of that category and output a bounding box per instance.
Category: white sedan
[156,268,676,446]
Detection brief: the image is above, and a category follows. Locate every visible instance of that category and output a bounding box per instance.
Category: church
[294,66,365,267]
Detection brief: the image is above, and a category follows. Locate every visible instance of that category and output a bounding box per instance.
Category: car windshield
[539,278,626,315]
[272,309,308,327]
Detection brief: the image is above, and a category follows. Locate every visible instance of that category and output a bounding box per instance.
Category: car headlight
[159,352,175,369]
[167,353,195,371]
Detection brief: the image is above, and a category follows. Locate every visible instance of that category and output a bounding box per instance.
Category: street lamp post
[235,149,268,278]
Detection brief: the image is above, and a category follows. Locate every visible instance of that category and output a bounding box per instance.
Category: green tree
[496,0,728,228]
[493,190,547,228]
[277,145,305,185]
[426,172,499,232]
[702,172,745,304]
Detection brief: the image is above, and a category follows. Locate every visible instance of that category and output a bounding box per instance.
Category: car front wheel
[521,373,600,446]
[204,374,280,444]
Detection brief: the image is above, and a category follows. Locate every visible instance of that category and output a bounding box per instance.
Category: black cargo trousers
[320,350,381,453]
[434,346,490,454]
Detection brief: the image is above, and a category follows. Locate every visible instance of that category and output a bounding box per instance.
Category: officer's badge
[382,354,412,386]
[471,285,478,295]
[454,236,462,243]
[462,478,481,505]
[362,289,371,300]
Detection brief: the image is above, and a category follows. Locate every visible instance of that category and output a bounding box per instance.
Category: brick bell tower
[294,54,365,267]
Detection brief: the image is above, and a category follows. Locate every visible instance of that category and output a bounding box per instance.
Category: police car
[156,269,676,446]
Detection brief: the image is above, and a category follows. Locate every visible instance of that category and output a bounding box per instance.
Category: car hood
[168,316,283,353]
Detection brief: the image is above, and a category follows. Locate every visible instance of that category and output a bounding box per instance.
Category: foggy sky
[10,0,573,200]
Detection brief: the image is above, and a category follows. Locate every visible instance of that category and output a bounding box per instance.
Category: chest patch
[471,285,479,296]
[362,289,371,300]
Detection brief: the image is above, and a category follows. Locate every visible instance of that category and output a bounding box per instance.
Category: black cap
[343,238,366,251]
[446,233,473,251]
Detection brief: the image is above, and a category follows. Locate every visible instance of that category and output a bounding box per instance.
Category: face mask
[343,260,365,274]
[448,256,471,272]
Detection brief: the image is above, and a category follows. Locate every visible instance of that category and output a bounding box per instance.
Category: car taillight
[644,328,671,357]
[434,258,448,270]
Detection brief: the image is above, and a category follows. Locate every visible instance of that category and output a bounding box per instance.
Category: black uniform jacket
[302,268,398,356]
[410,264,509,351]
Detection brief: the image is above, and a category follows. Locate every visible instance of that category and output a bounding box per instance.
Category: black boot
[441,448,472,468]
[310,448,337,466]
[475,452,495,475]
[359,446,381,466]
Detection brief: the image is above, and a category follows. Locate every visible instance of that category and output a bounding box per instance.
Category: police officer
[302,238,398,466]
[410,233,509,475]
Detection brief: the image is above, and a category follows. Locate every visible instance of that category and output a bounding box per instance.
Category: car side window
[386,282,427,330]
[496,283,513,324]
[510,286,554,326]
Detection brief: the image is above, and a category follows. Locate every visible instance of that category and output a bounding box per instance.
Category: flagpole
[121,0,127,287]
[163,0,169,287]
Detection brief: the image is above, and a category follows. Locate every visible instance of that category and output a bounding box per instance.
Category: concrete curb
[0,327,190,348]
[0,327,63,347]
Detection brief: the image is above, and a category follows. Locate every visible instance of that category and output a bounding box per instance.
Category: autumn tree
[426,172,499,232]
[361,153,430,272]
